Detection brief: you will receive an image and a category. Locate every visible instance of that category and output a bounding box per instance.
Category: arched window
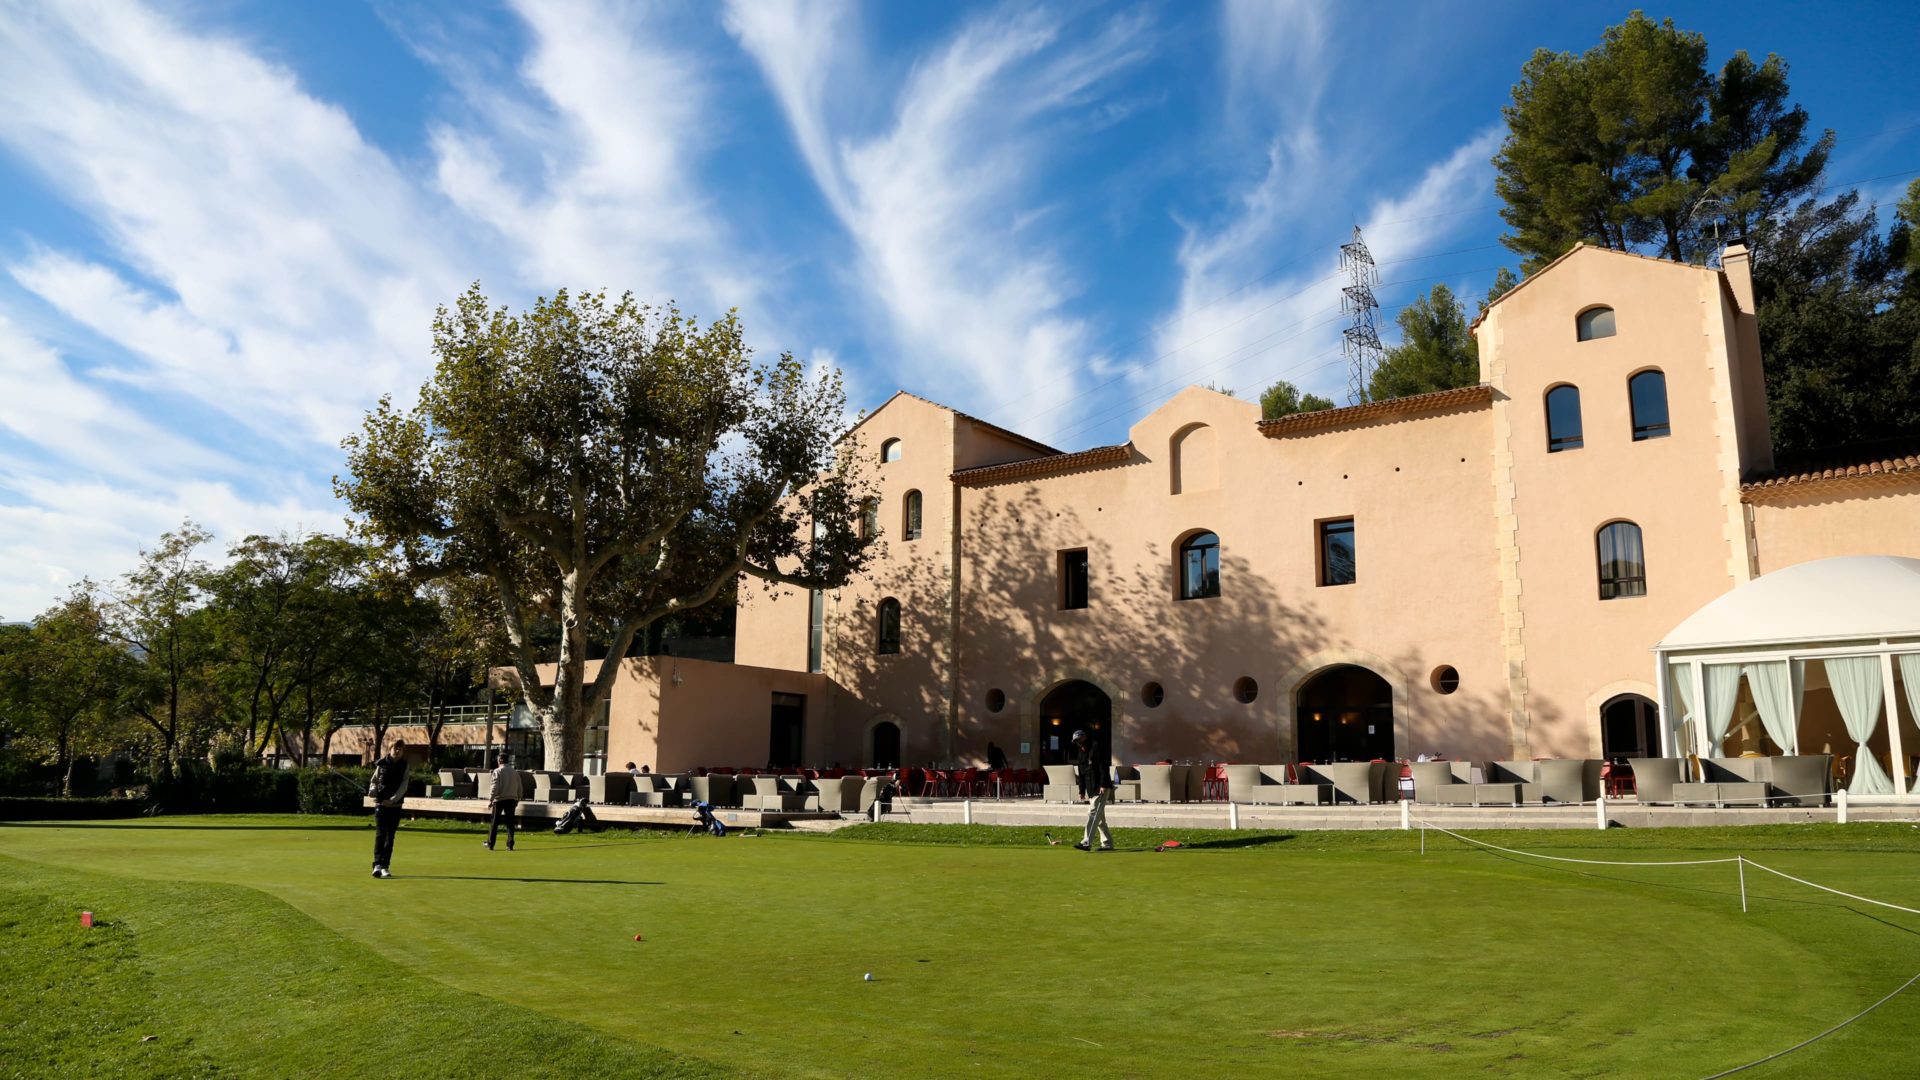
[902,490,923,540]
[876,598,901,654]
[1596,521,1647,600]
[1545,385,1584,453]
[1629,370,1670,441]
[1576,306,1616,341]
[1177,531,1220,600]
[880,438,902,463]
[860,498,880,540]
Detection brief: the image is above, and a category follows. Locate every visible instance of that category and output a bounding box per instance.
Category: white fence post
[1228,801,1239,831]
[963,798,973,825]
[1400,800,1410,831]
[1595,794,1607,830]
[1837,787,1849,825]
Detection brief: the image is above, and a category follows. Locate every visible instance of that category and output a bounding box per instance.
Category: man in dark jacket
[1071,729,1113,852]
[368,741,411,878]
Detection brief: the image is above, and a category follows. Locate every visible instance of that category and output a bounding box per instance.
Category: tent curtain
[1899,654,1920,793]
[1826,656,1892,795]
[1743,661,1797,755]
[1667,660,1695,748]
[1703,664,1742,755]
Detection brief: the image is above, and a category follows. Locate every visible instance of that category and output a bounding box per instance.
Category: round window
[985,688,1007,713]
[1233,676,1258,704]
[1430,666,1460,695]
[1141,682,1165,708]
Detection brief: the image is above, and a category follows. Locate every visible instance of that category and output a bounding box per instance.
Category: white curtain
[1827,656,1892,795]
[1667,660,1695,754]
[1744,661,1797,755]
[1704,664,1742,756]
[1899,654,1920,793]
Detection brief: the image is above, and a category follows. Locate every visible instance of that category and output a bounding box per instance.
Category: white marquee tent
[1655,555,1920,799]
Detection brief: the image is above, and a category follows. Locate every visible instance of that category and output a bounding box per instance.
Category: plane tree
[339,286,873,770]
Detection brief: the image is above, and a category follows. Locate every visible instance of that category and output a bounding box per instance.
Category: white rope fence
[1413,818,1920,1077]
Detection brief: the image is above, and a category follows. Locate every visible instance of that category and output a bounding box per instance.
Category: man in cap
[1070,728,1113,852]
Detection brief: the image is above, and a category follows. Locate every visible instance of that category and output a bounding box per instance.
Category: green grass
[4,816,1920,1078]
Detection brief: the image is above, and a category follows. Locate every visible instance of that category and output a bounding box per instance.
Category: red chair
[1204,764,1228,801]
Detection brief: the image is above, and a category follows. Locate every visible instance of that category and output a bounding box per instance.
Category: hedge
[0,796,150,821]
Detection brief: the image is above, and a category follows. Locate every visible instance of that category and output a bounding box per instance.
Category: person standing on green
[367,741,411,878]
[1071,729,1113,852]
[485,759,522,851]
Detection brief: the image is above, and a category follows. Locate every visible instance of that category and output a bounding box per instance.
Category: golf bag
[691,800,726,837]
[553,796,600,835]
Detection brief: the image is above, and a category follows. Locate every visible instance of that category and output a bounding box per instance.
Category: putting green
[3,817,1919,1078]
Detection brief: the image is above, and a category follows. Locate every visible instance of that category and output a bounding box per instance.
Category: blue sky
[0,0,1915,618]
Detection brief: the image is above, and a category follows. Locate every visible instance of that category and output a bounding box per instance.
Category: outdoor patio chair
[857,775,888,814]
[1303,762,1379,805]
[1486,761,1544,803]
[1135,764,1176,803]
[1675,758,1772,808]
[1766,755,1832,807]
[474,771,494,801]
[628,774,684,808]
[1537,759,1603,804]
[811,776,863,812]
[589,772,635,805]
[530,771,574,803]
[1410,761,1480,805]
[433,769,477,799]
[1627,758,1681,804]
[1042,765,1079,802]
[688,774,737,808]
[1111,765,1141,802]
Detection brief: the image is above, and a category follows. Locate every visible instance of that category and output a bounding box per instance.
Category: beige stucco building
[590,244,1920,784]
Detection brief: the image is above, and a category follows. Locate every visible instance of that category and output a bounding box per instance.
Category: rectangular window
[1060,549,1089,610]
[1318,518,1356,587]
[806,589,825,673]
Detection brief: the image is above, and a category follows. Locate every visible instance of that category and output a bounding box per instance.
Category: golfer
[1071,729,1114,852]
[485,758,521,851]
[368,740,411,878]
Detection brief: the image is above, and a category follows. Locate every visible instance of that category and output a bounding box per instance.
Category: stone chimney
[1721,244,1755,313]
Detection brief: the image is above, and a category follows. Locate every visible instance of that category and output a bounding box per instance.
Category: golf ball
[863,973,873,982]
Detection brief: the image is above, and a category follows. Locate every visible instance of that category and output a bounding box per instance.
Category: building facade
[625,244,1920,776]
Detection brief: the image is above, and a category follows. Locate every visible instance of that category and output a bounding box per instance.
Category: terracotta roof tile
[951,444,1132,486]
[1741,437,1920,500]
[1256,384,1493,438]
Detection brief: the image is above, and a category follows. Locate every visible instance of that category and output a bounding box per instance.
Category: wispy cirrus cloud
[425,0,758,316]
[727,0,1153,443]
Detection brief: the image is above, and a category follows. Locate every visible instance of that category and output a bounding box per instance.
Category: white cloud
[428,0,755,316]
[728,0,1151,443]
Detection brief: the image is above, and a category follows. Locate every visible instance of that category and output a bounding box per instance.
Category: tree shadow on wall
[824,481,1545,768]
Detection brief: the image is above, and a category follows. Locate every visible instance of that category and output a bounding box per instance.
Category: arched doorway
[1296,666,1394,761]
[1037,681,1111,765]
[1600,694,1659,761]
[871,721,901,769]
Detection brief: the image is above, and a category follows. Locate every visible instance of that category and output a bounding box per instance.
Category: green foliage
[1259,380,1336,419]
[338,287,875,770]
[1367,284,1480,401]
[146,762,300,815]
[1752,191,1920,453]
[1899,178,1920,275]
[296,767,371,815]
[0,586,137,795]
[1494,12,1828,269]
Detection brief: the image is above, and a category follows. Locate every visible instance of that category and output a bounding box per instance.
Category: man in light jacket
[367,741,411,878]
[486,759,522,851]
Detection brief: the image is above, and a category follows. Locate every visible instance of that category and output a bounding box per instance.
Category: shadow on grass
[1175,834,1301,851]
[401,874,664,886]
